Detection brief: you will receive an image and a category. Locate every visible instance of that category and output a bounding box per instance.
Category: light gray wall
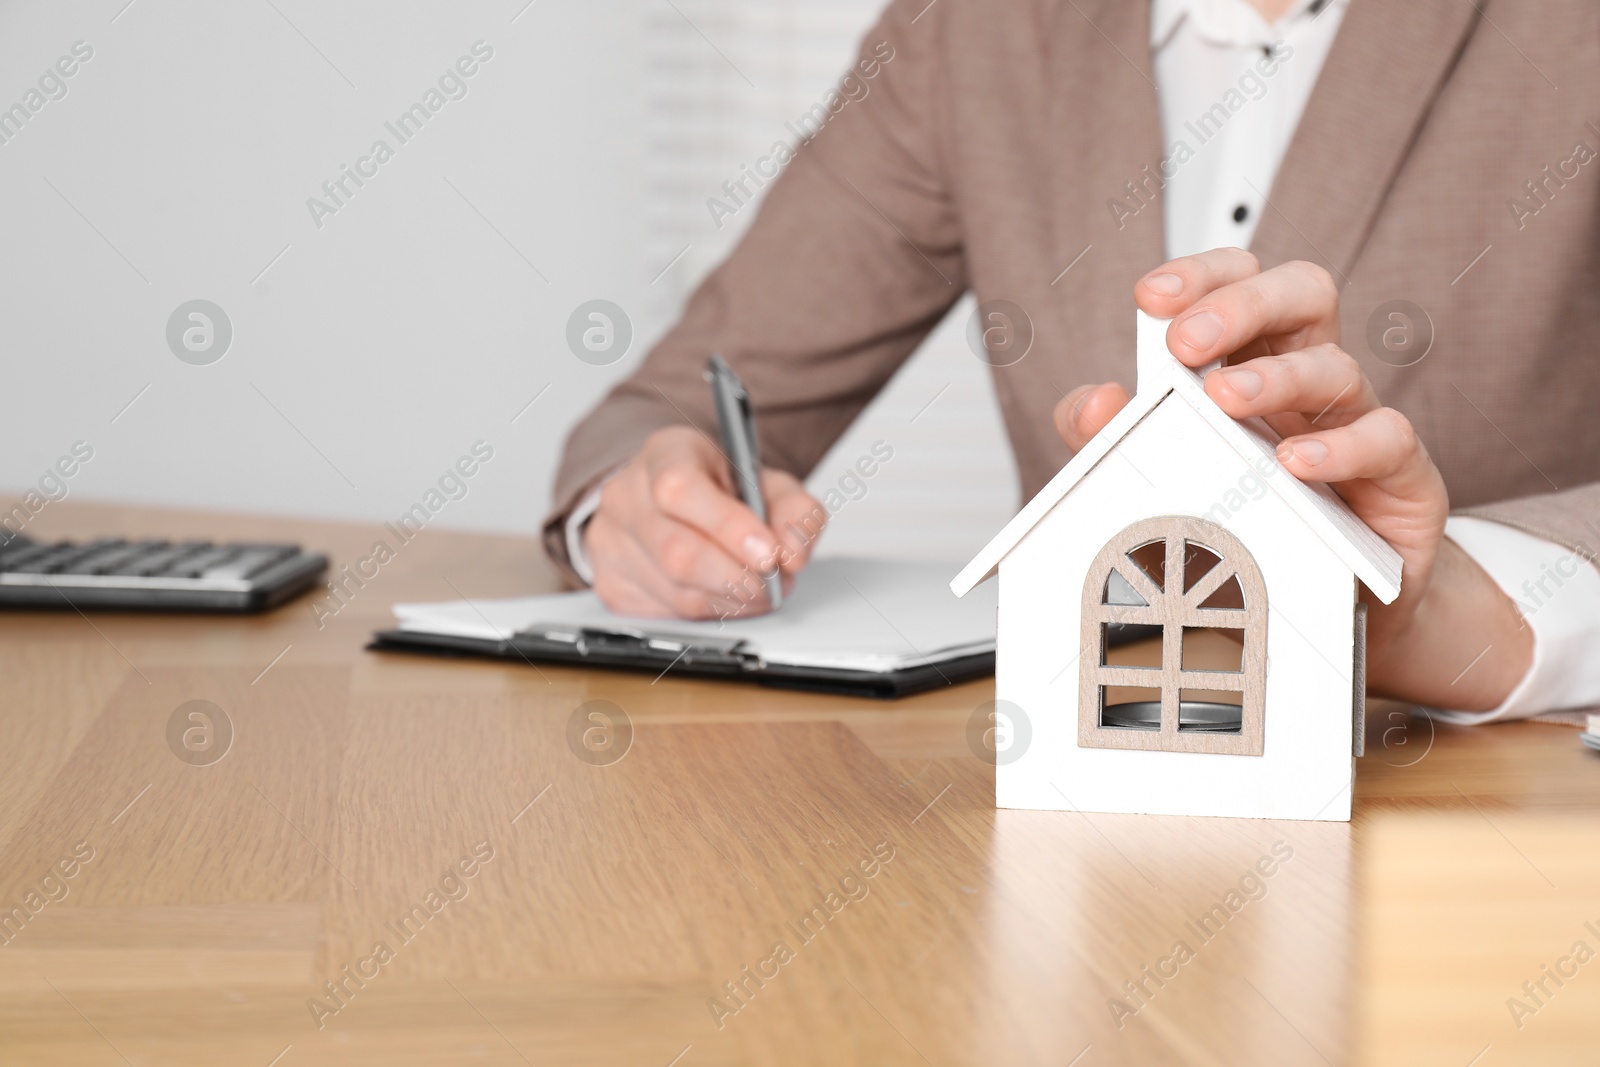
[0,0,1016,563]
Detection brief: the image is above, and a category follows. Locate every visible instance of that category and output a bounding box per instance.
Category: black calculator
[0,536,327,612]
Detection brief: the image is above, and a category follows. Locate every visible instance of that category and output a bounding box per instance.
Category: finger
[586,514,687,616]
[588,520,682,618]
[607,512,762,619]
[1053,382,1132,451]
[1164,260,1340,368]
[591,572,674,617]
[645,448,781,571]
[763,469,827,575]
[628,509,766,608]
[1134,247,1261,318]
[1275,406,1441,501]
[1203,343,1378,427]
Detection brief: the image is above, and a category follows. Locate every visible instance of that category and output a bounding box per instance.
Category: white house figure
[951,311,1403,821]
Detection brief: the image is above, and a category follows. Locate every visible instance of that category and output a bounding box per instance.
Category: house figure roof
[950,311,1404,603]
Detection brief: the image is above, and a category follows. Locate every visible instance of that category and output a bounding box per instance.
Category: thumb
[1053,382,1132,451]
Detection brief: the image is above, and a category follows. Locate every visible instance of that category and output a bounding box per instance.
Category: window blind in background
[641,0,1017,563]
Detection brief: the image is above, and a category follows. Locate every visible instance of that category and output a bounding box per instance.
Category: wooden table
[1,503,1596,1066]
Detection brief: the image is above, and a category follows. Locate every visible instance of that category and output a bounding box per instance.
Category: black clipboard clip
[513,624,754,671]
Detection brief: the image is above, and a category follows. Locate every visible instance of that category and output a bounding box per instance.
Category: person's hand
[584,425,825,619]
[1051,248,1532,710]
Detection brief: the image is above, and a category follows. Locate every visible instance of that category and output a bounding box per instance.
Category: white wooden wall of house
[995,390,1360,821]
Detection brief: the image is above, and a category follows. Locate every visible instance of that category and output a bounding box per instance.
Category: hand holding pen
[577,360,826,620]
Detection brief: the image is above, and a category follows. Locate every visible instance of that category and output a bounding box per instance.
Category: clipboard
[368,624,996,699]
[369,558,1000,699]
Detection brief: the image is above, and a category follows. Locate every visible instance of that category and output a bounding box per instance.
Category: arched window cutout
[1103,569,1147,607]
[1198,574,1245,610]
[1078,516,1267,757]
[1125,540,1166,590]
[1181,541,1222,593]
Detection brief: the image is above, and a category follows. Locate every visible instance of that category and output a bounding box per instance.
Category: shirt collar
[1151,0,1345,50]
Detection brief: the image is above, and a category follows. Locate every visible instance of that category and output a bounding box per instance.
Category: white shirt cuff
[562,481,610,586]
[1429,516,1600,724]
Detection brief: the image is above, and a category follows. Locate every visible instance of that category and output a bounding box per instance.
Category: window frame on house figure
[1078,515,1268,757]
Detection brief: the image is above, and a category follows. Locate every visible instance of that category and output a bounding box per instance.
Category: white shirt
[568,0,1600,719]
[1152,0,1348,258]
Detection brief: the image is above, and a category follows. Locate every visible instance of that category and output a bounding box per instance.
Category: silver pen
[706,353,783,609]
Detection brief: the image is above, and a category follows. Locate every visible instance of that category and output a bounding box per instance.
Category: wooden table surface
[1,502,1596,1067]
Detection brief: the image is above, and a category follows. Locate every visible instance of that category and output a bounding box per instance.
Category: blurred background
[0,0,1018,564]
